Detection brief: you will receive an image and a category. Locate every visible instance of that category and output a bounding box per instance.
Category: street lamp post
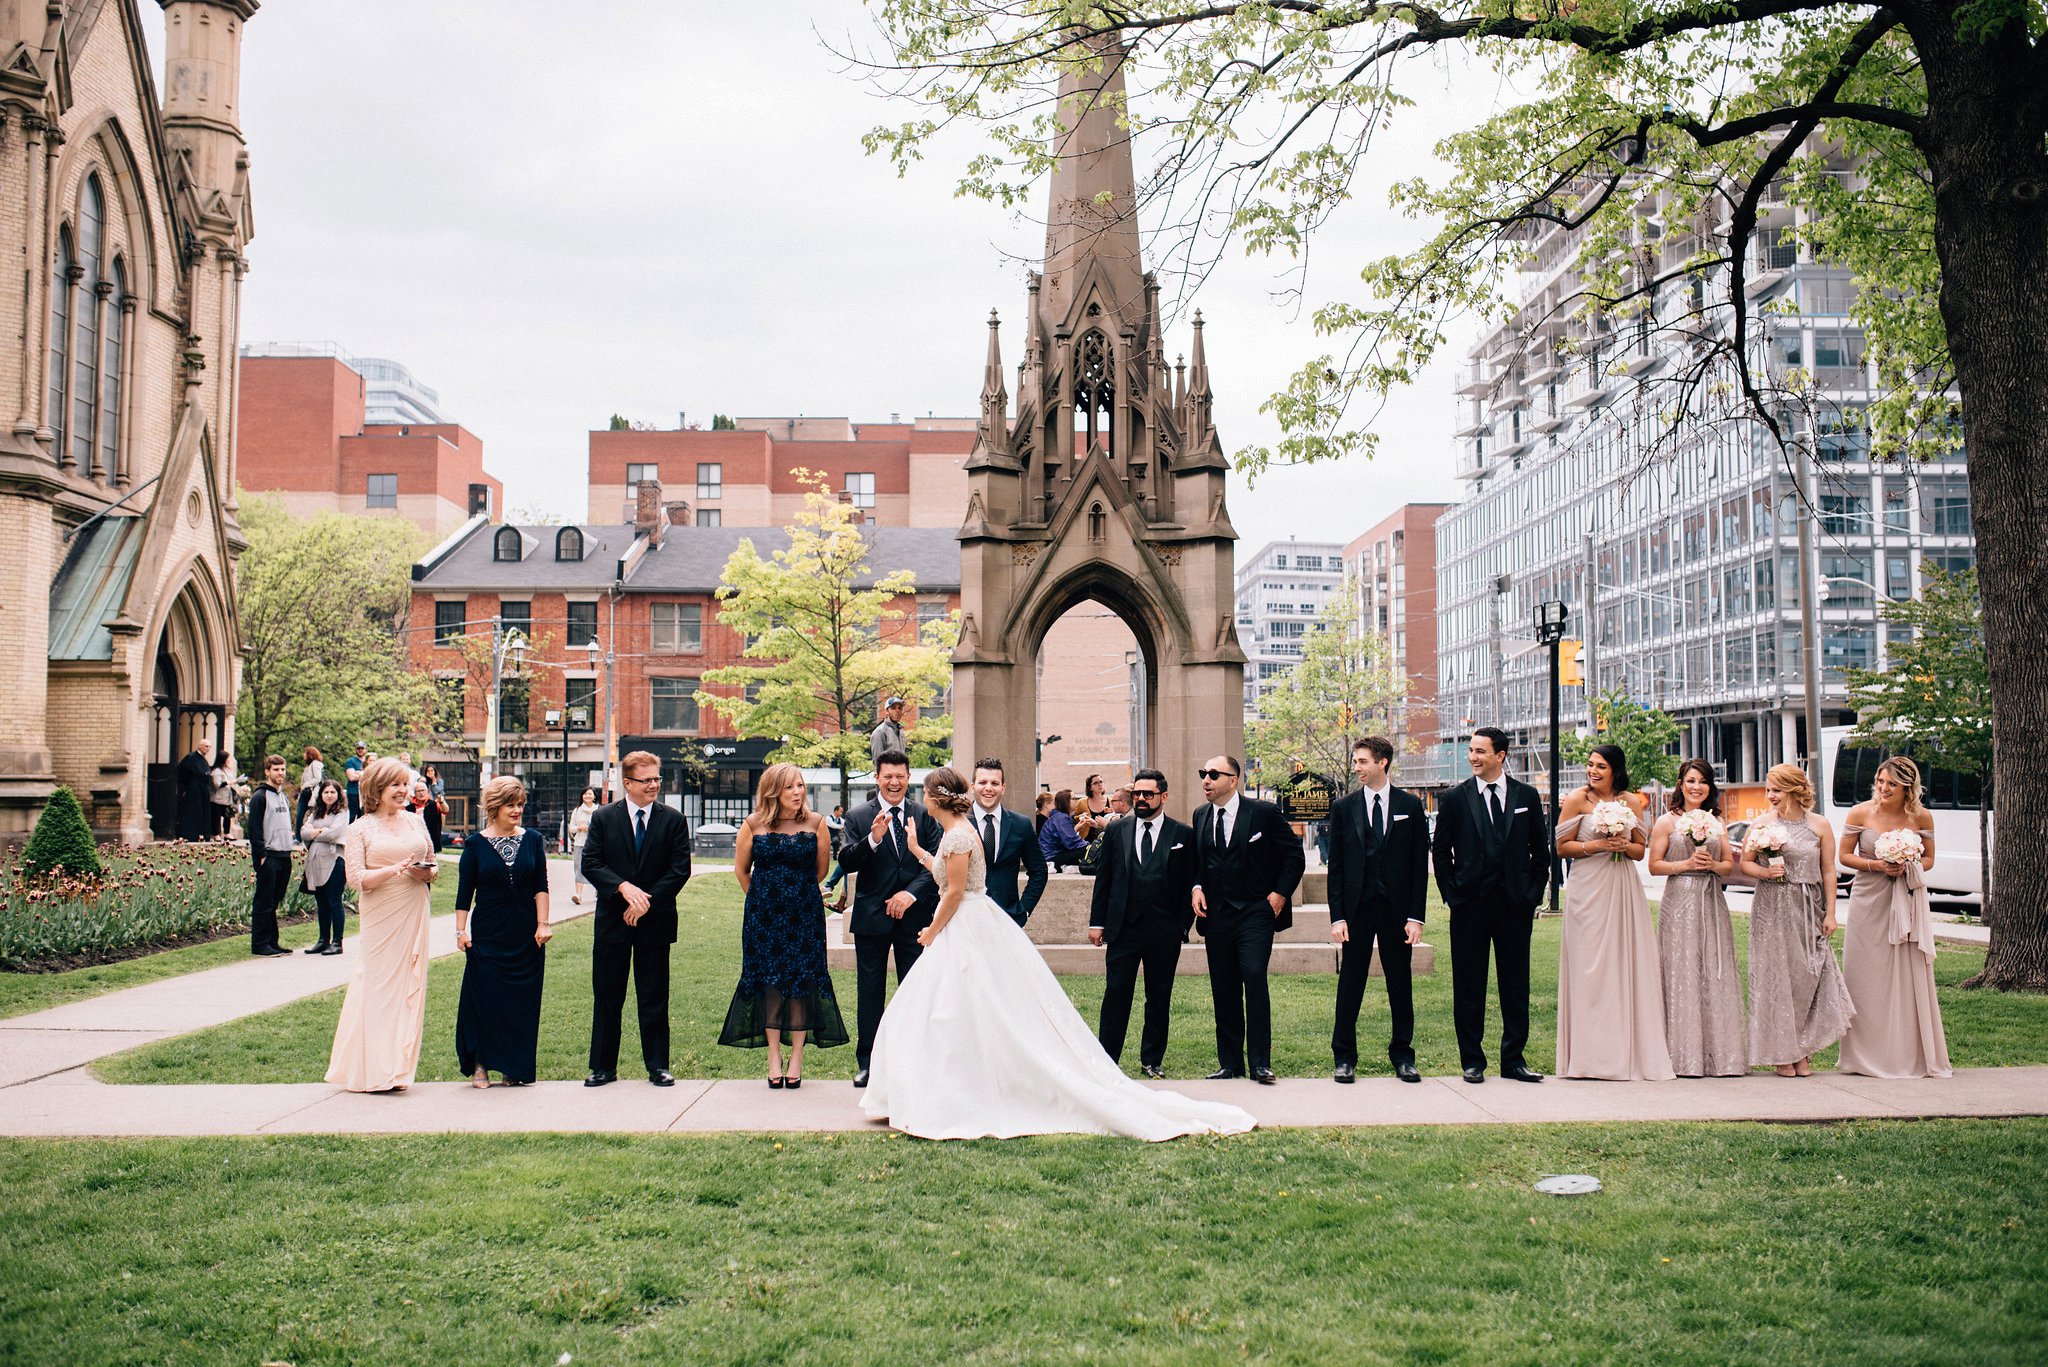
[1535,600,1569,912]
[481,616,525,791]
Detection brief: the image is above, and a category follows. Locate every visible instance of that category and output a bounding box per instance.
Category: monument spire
[978,308,1008,456]
[1040,35,1146,330]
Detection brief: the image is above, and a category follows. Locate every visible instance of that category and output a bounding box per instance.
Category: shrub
[19,787,102,883]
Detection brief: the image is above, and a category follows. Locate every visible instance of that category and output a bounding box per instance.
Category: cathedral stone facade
[0,0,256,841]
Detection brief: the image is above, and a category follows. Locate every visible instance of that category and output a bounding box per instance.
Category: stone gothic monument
[951,40,1244,810]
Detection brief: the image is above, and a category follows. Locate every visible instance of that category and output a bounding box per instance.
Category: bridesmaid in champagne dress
[1837,756,1951,1078]
[326,757,437,1093]
[1645,759,1747,1077]
[1742,763,1854,1076]
[1554,745,1675,1081]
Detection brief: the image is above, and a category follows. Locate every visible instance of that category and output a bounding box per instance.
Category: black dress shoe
[1394,1060,1422,1084]
[1462,1066,1486,1084]
[1334,1062,1357,1084]
[1503,1064,1546,1083]
[302,942,329,954]
[320,943,343,955]
[649,1069,675,1087]
[1250,1067,1278,1085]
[1141,1065,1165,1080]
[1204,1068,1243,1081]
[252,945,288,957]
[583,1071,616,1087]
[853,1069,870,1088]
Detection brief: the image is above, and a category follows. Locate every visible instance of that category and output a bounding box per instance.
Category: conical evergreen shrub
[20,787,103,883]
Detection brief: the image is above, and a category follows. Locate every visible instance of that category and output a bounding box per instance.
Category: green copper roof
[48,515,144,661]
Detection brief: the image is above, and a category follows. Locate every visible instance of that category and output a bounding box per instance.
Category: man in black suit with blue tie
[1327,736,1430,1083]
[580,750,692,1087]
[839,750,940,1087]
[1088,768,1194,1078]
[1192,754,1305,1084]
[1431,727,1552,1084]
[969,757,1047,927]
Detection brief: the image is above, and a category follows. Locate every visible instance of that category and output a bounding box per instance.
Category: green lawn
[96,873,2044,1085]
[0,1121,2042,1364]
[0,880,462,1022]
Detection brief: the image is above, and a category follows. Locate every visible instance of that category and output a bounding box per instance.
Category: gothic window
[1089,502,1106,543]
[72,175,105,474]
[48,229,72,459]
[100,258,126,482]
[1074,330,1114,458]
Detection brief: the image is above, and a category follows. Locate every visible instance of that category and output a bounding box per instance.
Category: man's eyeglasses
[623,774,662,787]
[1197,769,1234,781]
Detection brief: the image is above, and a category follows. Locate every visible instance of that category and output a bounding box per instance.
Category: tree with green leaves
[1563,690,1684,793]
[698,473,958,812]
[1246,580,1408,793]
[233,496,436,769]
[1843,564,1995,932]
[865,2,2048,990]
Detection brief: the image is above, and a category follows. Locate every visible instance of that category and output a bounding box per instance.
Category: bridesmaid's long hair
[1582,743,1632,799]
[1666,758,1722,815]
[749,762,809,829]
[1875,755,1926,817]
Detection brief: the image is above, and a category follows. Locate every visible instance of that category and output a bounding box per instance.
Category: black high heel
[785,1075,802,1090]
[768,1075,786,1089]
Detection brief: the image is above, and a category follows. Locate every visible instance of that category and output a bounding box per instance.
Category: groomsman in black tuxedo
[839,750,940,1087]
[1192,754,1305,1084]
[580,750,692,1087]
[1327,736,1430,1083]
[1088,768,1195,1078]
[1431,727,1552,1084]
[969,757,1048,927]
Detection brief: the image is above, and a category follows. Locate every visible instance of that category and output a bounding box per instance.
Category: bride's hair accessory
[922,766,973,815]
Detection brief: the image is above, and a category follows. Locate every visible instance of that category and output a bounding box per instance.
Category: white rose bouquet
[1674,809,1720,851]
[1745,821,1789,872]
[1873,828,1925,869]
[1586,800,1638,862]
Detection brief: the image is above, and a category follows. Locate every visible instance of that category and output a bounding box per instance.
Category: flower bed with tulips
[1,841,345,971]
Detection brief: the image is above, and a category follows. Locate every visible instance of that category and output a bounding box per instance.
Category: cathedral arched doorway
[144,576,230,837]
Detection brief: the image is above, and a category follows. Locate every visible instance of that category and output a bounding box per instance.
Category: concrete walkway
[0,857,2034,1138]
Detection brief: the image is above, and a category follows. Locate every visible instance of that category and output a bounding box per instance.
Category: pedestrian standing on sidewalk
[568,787,599,905]
[246,754,296,956]
[300,778,350,956]
[210,749,239,840]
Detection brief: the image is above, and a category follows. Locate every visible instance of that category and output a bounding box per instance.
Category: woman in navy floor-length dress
[454,777,553,1086]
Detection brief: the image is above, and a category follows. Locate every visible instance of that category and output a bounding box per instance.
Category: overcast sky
[146,3,1506,556]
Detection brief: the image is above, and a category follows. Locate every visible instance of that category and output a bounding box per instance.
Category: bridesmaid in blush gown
[1837,756,1951,1078]
[1742,763,1854,1077]
[326,757,437,1093]
[718,764,847,1085]
[1554,744,1675,1081]
[1646,759,1747,1077]
[862,767,1255,1141]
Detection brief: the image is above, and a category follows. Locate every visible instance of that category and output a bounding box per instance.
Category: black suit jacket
[838,797,941,937]
[1089,813,1195,944]
[972,805,1048,926]
[1430,775,1550,913]
[1192,795,1306,933]
[580,800,692,946]
[1326,785,1430,929]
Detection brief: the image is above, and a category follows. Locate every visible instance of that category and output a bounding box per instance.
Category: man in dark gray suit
[1192,754,1305,1084]
[1088,768,1194,1078]
[580,750,693,1087]
[1327,736,1430,1083]
[969,756,1047,927]
[838,749,940,1087]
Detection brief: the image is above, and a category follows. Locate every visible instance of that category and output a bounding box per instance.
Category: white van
[1820,725,1991,904]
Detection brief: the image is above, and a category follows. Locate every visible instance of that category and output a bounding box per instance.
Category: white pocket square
[1171,842,1185,850]
[1514,806,1530,814]
[1392,813,1411,822]
[1249,831,1264,842]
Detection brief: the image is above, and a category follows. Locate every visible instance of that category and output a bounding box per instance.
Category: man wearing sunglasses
[1088,769,1195,1078]
[1191,755,1304,1084]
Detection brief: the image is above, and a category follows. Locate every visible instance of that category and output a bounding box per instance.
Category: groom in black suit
[580,750,692,1087]
[1327,736,1430,1083]
[969,756,1047,927]
[1088,768,1194,1078]
[839,749,940,1087]
[1192,754,1305,1084]
[1431,727,1552,1084]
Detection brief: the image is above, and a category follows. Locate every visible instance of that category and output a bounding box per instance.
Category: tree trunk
[1979,779,1993,926]
[1921,25,2048,990]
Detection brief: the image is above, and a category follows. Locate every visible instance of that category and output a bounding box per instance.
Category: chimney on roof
[635,479,665,548]
[837,489,866,525]
[666,501,692,526]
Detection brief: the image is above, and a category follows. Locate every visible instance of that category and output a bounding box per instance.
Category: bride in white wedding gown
[861,767,1256,1141]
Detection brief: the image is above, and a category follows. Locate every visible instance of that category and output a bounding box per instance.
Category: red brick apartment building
[1343,504,1451,788]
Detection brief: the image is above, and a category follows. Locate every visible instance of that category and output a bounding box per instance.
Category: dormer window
[556,527,584,561]
[493,527,523,562]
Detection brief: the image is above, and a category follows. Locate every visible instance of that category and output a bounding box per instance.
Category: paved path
[0,858,2031,1138]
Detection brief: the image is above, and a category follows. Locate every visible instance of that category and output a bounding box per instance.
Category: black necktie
[889,807,904,859]
[1216,806,1229,848]
[982,812,999,862]
[1140,821,1155,865]
[1486,785,1503,829]
[634,807,647,851]
[1371,793,1385,841]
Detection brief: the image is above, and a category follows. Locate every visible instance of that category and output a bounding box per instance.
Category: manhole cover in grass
[1534,1175,1601,1196]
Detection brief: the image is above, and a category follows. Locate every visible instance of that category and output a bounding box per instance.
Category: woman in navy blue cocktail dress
[454,777,553,1086]
[719,763,847,1084]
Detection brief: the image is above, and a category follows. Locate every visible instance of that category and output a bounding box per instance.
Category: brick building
[1342,504,1451,786]
[238,345,500,537]
[2,0,256,840]
[408,489,960,838]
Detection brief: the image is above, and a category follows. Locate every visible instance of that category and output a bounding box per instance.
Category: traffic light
[1559,640,1584,687]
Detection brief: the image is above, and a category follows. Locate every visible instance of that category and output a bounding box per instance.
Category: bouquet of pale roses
[1674,809,1720,851]
[1586,800,1638,862]
[1745,821,1789,871]
[1873,828,1925,868]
